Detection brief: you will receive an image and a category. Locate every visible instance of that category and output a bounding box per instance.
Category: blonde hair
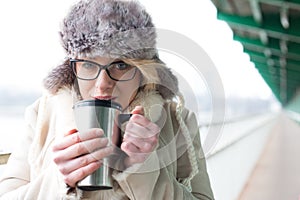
[123,58,162,92]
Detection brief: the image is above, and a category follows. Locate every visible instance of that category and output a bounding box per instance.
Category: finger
[53,137,109,163]
[131,106,144,115]
[63,161,102,188]
[78,128,104,141]
[131,114,160,132]
[57,146,114,175]
[130,107,160,134]
[121,141,140,154]
[126,118,160,138]
[68,137,109,158]
[123,134,157,153]
[53,128,104,151]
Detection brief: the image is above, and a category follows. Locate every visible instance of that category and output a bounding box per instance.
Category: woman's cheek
[78,80,94,99]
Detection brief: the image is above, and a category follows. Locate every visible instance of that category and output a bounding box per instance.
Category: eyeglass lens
[72,60,137,81]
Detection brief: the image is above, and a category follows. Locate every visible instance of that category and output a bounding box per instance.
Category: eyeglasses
[70,59,138,81]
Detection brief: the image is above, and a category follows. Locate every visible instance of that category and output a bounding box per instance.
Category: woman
[0,0,214,199]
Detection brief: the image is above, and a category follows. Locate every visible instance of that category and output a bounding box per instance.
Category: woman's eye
[82,62,96,69]
[114,62,130,70]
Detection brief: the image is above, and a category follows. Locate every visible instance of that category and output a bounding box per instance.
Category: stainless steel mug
[73,99,123,191]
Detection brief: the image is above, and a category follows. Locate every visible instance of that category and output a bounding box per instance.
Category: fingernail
[102,137,109,144]
[64,129,77,136]
[95,129,104,137]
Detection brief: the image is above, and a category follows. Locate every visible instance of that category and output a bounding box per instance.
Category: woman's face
[76,57,141,110]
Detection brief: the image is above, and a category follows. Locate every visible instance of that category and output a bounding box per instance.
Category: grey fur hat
[60,0,157,59]
[44,0,178,99]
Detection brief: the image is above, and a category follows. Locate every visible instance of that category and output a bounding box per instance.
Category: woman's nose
[95,70,114,90]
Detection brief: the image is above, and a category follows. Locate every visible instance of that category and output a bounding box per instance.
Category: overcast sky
[0,0,273,99]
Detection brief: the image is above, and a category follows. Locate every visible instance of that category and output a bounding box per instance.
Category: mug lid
[73,99,122,111]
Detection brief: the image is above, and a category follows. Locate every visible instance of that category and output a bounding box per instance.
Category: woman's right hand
[52,128,114,187]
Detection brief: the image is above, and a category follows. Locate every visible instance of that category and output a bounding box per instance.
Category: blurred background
[0,0,299,199]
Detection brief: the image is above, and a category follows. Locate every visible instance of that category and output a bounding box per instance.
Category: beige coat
[0,88,214,199]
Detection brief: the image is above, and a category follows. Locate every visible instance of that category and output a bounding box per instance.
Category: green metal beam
[254,62,279,70]
[287,71,300,81]
[236,36,300,61]
[258,75,300,86]
[255,63,300,74]
[249,56,300,72]
[258,0,300,11]
[244,49,300,65]
[246,50,300,70]
[217,12,300,43]
[256,65,300,81]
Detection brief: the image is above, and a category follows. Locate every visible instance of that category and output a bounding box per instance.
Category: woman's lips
[93,96,117,101]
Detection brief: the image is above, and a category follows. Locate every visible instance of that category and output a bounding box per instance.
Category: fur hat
[60,0,157,59]
[44,0,178,100]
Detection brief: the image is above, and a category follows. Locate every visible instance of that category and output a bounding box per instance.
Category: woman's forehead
[79,56,118,65]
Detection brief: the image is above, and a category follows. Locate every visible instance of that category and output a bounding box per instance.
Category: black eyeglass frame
[69,59,138,81]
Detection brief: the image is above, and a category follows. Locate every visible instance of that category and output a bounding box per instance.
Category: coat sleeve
[112,107,214,200]
[0,97,75,199]
[0,99,38,198]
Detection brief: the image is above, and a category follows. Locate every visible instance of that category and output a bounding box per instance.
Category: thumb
[131,106,144,116]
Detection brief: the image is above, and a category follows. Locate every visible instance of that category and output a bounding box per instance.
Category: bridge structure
[207,0,300,199]
[211,0,300,107]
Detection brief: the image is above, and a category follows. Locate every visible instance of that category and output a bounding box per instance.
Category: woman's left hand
[121,106,160,168]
